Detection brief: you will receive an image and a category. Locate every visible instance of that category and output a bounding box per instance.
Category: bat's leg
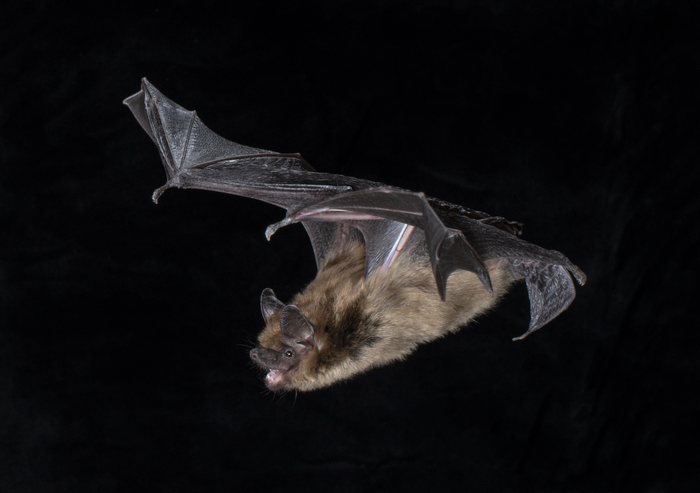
[381,224,415,273]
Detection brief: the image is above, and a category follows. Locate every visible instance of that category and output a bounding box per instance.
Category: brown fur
[256,241,514,391]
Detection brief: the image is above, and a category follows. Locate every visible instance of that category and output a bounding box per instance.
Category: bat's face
[249,289,317,391]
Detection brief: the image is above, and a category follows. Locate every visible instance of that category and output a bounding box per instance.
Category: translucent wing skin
[265,188,495,299]
[124,79,382,263]
[125,79,586,336]
[429,205,586,337]
[123,79,364,207]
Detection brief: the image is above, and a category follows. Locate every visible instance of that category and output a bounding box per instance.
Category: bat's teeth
[265,369,284,386]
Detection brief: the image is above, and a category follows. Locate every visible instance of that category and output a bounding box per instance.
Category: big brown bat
[125,79,586,392]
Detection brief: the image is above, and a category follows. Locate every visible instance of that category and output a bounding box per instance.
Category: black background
[2,1,699,492]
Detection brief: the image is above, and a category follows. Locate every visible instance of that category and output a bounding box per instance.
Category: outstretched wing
[125,79,585,336]
[123,79,355,207]
[123,79,490,294]
[124,79,379,266]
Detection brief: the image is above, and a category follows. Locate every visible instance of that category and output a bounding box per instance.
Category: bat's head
[249,288,318,391]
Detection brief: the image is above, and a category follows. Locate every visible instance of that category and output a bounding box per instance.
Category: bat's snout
[249,348,261,364]
[250,347,291,391]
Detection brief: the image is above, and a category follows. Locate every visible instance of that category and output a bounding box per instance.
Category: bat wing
[124,79,479,284]
[125,79,585,337]
[265,188,495,299]
[432,205,586,337]
[268,189,586,338]
[123,79,357,207]
[124,78,380,267]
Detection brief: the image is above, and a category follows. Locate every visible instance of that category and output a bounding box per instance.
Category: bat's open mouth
[265,369,285,389]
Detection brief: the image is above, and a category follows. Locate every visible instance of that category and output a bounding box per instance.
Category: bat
[124,79,586,392]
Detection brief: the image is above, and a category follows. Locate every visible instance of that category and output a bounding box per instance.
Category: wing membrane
[125,79,585,333]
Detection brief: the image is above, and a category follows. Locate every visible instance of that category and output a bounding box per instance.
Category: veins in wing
[193,153,313,171]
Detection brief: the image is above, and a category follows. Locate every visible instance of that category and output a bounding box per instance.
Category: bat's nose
[249,348,259,361]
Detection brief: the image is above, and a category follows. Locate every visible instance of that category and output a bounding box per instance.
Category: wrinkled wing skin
[124,79,360,208]
[303,220,406,275]
[436,209,586,284]
[125,79,586,336]
[435,208,586,337]
[516,262,577,340]
[124,78,382,266]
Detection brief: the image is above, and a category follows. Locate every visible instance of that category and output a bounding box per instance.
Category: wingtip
[512,322,540,341]
[123,77,152,105]
[140,77,155,92]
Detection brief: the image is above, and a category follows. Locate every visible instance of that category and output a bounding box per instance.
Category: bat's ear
[261,288,285,323]
[280,305,315,347]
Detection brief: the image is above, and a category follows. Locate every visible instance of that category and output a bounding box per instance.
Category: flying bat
[124,79,586,392]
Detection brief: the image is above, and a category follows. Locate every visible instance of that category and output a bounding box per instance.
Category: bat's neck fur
[259,242,513,391]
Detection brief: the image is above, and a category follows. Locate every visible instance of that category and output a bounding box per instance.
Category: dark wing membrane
[272,189,586,334]
[353,219,417,277]
[307,218,421,278]
[124,78,368,208]
[435,208,586,285]
[267,188,494,300]
[124,78,383,264]
[301,222,364,268]
[126,79,585,334]
[434,206,586,337]
[514,262,578,340]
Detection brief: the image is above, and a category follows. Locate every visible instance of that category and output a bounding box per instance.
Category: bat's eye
[284,350,294,358]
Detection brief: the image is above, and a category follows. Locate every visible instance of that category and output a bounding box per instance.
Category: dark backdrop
[2,1,699,492]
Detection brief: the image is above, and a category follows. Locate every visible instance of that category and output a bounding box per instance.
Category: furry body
[255,241,513,391]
